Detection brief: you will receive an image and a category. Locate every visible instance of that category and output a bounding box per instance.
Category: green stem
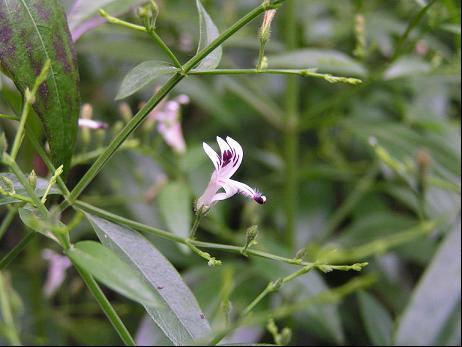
[0,207,17,239]
[242,264,314,316]
[185,239,222,266]
[71,139,139,166]
[391,0,437,62]
[9,97,32,161]
[189,69,362,84]
[99,9,146,32]
[63,73,182,209]
[208,274,375,345]
[74,200,368,272]
[0,191,35,205]
[147,29,183,69]
[73,262,136,346]
[9,60,50,161]
[264,275,376,320]
[25,125,70,198]
[256,40,266,70]
[99,10,182,69]
[63,1,283,210]
[0,232,36,270]
[0,272,22,345]
[4,155,71,249]
[4,154,48,214]
[0,113,18,121]
[320,162,379,242]
[182,3,279,72]
[189,212,203,239]
[283,0,299,249]
[242,282,276,317]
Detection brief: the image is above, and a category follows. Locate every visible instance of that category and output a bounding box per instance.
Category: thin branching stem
[74,200,368,271]
[0,232,36,270]
[72,262,136,346]
[61,1,288,210]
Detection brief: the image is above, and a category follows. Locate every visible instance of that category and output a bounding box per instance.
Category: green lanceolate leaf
[0,0,80,175]
[85,213,212,345]
[194,0,222,70]
[67,240,159,307]
[394,223,461,345]
[158,181,192,243]
[358,291,393,346]
[115,61,176,100]
[18,204,62,243]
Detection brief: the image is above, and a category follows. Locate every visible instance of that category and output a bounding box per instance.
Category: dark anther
[253,194,267,204]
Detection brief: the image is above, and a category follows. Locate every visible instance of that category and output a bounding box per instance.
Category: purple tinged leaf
[0,0,80,176]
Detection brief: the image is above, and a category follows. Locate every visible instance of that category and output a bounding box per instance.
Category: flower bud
[28,170,37,190]
[0,176,15,194]
[138,0,159,31]
[241,225,258,256]
[259,9,277,44]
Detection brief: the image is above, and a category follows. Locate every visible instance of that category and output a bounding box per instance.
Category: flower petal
[203,142,219,170]
[221,178,255,199]
[211,180,238,202]
[223,136,243,178]
[216,136,231,156]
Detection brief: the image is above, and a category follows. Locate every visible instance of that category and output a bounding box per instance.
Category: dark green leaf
[85,213,212,345]
[115,60,176,100]
[67,240,159,307]
[0,0,80,174]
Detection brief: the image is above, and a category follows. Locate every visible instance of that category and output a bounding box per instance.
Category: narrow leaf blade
[195,0,222,70]
[358,291,393,346]
[395,223,461,345]
[158,181,192,241]
[18,205,60,243]
[115,61,176,100]
[67,240,159,307]
[85,213,212,345]
[0,0,80,174]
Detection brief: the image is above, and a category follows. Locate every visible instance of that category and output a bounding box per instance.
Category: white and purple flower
[196,136,266,211]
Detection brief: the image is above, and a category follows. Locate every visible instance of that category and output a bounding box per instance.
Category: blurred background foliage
[0,0,461,345]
